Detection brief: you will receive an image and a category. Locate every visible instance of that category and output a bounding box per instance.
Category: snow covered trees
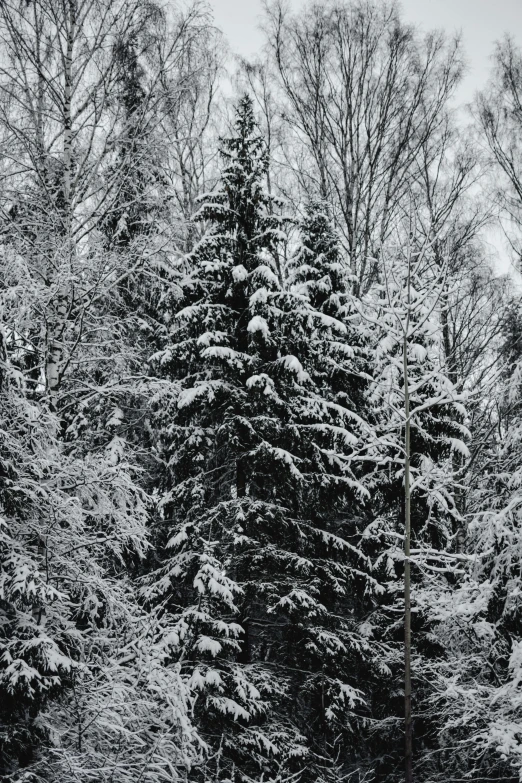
[145,97,384,782]
[0,1,520,781]
[417,299,522,783]
[0,0,208,778]
[0,313,203,781]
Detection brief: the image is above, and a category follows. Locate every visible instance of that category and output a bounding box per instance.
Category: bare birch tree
[0,0,215,413]
[478,36,522,261]
[263,0,463,295]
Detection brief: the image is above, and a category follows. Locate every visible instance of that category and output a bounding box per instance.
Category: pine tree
[144,95,301,782]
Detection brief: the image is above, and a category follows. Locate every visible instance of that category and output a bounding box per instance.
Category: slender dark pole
[403,282,413,783]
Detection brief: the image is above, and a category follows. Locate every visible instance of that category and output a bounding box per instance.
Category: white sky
[211,0,522,104]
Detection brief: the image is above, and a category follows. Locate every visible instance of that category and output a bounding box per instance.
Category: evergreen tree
[290,200,347,317]
[146,97,384,783]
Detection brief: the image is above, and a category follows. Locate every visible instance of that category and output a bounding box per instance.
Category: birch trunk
[46,0,76,410]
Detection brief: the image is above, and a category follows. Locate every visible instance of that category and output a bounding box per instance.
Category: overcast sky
[211,0,522,105]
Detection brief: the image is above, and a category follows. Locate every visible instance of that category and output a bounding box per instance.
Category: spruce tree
[290,200,347,317]
[0,320,194,781]
[146,104,388,782]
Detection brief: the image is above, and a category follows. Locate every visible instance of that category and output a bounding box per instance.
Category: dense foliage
[1,1,522,782]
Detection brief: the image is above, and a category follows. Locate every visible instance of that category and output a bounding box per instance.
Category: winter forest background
[3,0,522,781]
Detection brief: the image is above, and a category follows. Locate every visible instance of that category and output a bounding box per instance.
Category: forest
[1,0,522,781]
